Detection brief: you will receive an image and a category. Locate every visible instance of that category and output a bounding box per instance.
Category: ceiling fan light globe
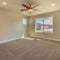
[28,9,33,13]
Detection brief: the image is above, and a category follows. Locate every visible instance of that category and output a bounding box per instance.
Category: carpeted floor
[0,38,60,60]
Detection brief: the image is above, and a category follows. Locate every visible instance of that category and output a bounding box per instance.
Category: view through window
[22,18,27,24]
[35,16,53,33]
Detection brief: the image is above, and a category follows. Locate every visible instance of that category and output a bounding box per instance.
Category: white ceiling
[0,0,60,16]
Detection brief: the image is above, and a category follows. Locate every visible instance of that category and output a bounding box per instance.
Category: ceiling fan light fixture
[28,9,33,13]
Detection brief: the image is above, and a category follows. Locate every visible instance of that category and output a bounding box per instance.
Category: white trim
[0,37,60,44]
[42,37,60,41]
[30,36,60,42]
[36,37,60,42]
[0,38,20,44]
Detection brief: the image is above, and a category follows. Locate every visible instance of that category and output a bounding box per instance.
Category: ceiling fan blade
[28,3,31,7]
[32,4,39,8]
[22,4,30,9]
[20,9,27,11]
[33,9,40,11]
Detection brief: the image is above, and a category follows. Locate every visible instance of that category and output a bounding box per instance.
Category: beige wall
[28,10,60,40]
[0,7,27,42]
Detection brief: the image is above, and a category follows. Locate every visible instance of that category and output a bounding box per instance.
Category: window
[44,17,53,33]
[35,16,53,33]
[22,18,27,24]
[35,18,43,32]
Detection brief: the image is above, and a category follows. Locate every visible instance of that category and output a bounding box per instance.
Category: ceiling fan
[20,3,40,13]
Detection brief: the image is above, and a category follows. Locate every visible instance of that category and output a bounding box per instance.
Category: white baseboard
[0,38,20,44]
[43,37,60,42]
[0,37,60,44]
[29,36,60,42]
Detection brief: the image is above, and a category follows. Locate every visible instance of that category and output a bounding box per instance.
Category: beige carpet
[0,38,60,60]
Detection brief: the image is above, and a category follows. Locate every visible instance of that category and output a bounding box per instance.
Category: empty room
[0,0,60,60]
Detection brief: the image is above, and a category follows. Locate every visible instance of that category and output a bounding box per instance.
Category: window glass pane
[23,18,27,24]
[44,17,53,33]
[35,18,43,32]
